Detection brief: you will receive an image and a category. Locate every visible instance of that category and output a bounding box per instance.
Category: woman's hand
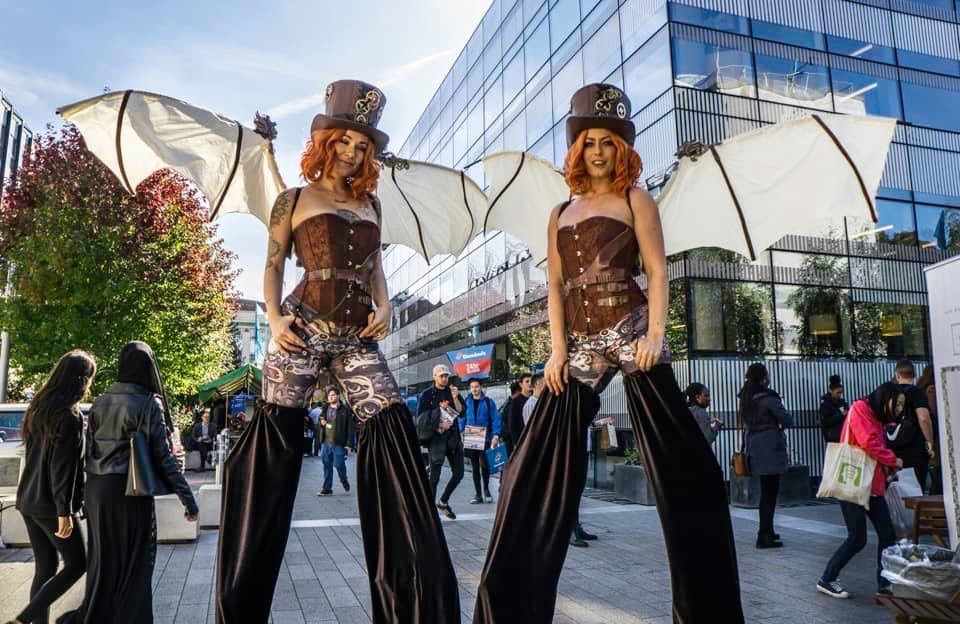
[359,306,391,341]
[269,314,307,356]
[545,349,569,396]
[185,512,197,522]
[633,334,663,372]
[54,515,74,539]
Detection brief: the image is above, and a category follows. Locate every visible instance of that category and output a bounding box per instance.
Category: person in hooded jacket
[739,363,794,549]
[817,382,902,600]
[59,341,197,624]
[9,351,96,624]
[819,374,848,443]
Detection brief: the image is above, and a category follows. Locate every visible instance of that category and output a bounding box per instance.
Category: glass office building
[0,89,32,204]
[381,0,960,476]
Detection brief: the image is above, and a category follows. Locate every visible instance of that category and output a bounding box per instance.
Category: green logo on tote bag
[837,462,862,487]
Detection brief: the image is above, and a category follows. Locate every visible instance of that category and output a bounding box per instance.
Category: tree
[785,255,849,356]
[0,126,238,398]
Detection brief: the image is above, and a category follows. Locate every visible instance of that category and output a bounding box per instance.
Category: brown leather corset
[290,213,380,324]
[556,216,647,334]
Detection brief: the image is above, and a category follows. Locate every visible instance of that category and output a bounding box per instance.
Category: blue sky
[0,0,490,298]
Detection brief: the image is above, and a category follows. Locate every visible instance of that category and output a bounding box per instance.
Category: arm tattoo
[270,192,290,229]
[265,239,282,269]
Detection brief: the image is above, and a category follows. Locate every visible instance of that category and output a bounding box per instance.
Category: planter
[613,463,656,505]
[730,464,811,508]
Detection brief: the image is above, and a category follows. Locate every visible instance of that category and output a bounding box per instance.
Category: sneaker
[576,525,598,541]
[817,580,850,599]
[318,489,332,496]
[570,534,588,548]
[484,492,493,503]
[342,481,350,492]
[470,497,483,504]
[437,502,457,520]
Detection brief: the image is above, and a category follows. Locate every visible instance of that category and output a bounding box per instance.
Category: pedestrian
[686,382,721,445]
[739,362,794,549]
[460,379,500,504]
[819,375,848,443]
[888,360,936,493]
[416,364,465,519]
[498,381,521,456]
[190,409,219,470]
[917,365,942,495]
[61,341,197,624]
[306,401,324,457]
[507,374,532,449]
[817,382,902,599]
[521,374,545,426]
[317,387,355,496]
[216,80,458,624]
[10,351,95,624]
[475,84,744,623]
[570,412,612,549]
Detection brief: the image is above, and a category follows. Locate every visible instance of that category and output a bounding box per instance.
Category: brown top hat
[311,79,390,154]
[565,83,636,147]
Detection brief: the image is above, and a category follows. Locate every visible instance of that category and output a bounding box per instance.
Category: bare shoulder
[627,187,656,212]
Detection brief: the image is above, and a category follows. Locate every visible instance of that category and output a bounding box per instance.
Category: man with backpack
[887,360,936,493]
[416,364,465,519]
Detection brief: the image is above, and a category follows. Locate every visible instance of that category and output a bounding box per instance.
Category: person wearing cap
[819,374,848,443]
[216,80,459,624]
[474,84,744,623]
[417,364,465,518]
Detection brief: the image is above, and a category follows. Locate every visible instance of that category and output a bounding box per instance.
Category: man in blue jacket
[460,378,501,503]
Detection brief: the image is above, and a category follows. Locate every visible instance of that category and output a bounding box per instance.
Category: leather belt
[596,295,631,307]
[304,267,370,287]
[563,268,630,293]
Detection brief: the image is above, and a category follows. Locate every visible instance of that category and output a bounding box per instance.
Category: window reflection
[672,37,756,97]
[755,52,833,110]
[550,0,580,51]
[526,86,553,145]
[916,204,960,250]
[582,13,621,84]
[853,303,928,357]
[552,52,583,121]
[525,19,550,79]
[691,280,773,354]
[624,28,670,113]
[776,280,853,356]
[831,69,901,118]
[667,4,749,35]
[827,35,896,64]
[848,200,917,246]
[752,20,825,51]
[898,50,960,77]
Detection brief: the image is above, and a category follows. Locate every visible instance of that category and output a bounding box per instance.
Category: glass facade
[0,90,33,205]
[383,0,960,396]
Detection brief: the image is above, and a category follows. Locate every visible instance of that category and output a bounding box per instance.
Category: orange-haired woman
[216,80,459,624]
[474,84,744,623]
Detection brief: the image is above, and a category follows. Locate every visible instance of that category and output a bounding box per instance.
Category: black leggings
[466,448,490,497]
[759,474,781,536]
[18,514,86,623]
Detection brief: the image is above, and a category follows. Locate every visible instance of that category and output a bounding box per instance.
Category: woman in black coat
[9,351,96,624]
[739,363,794,549]
[59,341,197,624]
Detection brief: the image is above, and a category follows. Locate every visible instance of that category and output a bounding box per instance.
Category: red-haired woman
[216,80,459,624]
[474,84,744,623]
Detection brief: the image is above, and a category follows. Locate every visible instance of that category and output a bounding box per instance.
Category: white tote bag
[816,421,876,509]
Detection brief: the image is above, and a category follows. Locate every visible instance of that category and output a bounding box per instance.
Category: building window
[668,3,749,36]
[503,51,526,115]
[623,27,671,115]
[916,204,960,250]
[776,280,853,356]
[898,50,960,77]
[526,85,553,145]
[826,35,896,65]
[620,0,668,58]
[755,50,832,110]
[581,13,621,84]
[751,20,825,51]
[551,52,583,122]
[503,2,524,49]
[831,68,902,118]
[901,80,960,132]
[504,113,527,151]
[853,303,928,358]
[549,0,580,52]
[672,35,756,97]
[691,280,773,354]
[849,199,917,247]
[525,18,550,80]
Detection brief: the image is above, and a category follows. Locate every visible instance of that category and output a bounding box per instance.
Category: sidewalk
[0,453,896,623]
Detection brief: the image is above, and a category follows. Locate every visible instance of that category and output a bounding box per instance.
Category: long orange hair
[563,130,642,196]
[300,128,380,199]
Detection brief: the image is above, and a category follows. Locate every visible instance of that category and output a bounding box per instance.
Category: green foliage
[624,446,643,466]
[784,255,849,356]
[0,126,238,399]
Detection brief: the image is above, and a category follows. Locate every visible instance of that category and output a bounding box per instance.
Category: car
[0,402,93,443]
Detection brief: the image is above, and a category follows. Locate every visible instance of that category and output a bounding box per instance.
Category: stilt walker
[473,84,745,624]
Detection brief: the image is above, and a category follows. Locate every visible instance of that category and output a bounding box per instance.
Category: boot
[570,532,588,548]
[575,524,597,541]
[756,531,783,549]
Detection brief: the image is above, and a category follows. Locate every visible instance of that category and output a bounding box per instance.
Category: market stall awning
[197,364,262,403]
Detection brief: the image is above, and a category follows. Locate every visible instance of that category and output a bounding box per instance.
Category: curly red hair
[563,130,642,196]
[300,128,380,199]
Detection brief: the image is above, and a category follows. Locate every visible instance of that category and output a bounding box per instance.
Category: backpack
[885,388,919,450]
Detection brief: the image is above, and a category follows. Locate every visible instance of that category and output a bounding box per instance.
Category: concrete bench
[184,450,203,471]
[0,496,29,547]
[198,484,221,529]
[155,493,198,543]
